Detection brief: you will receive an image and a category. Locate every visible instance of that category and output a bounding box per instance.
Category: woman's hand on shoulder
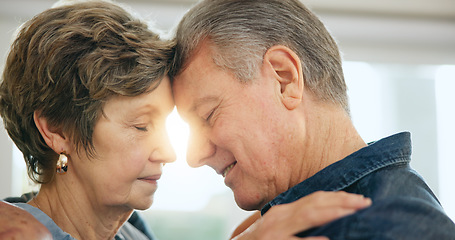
[231,191,372,240]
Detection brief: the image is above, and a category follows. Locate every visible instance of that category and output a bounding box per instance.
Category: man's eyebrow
[190,96,219,113]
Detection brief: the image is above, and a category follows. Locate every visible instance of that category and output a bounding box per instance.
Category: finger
[267,191,371,219]
[296,192,371,228]
[296,207,358,228]
[263,191,371,235]
[300,237,329,240]
[231,211,261,239]
[305,191,372,210]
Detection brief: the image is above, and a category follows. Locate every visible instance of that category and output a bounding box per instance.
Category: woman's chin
[132,196,154,210]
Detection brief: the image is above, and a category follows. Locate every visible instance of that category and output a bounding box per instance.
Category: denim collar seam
[265,156,410,211]
[331,156,410,191]
[262,132,411,215]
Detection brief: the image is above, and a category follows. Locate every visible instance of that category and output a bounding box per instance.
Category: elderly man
[171,0,455,238]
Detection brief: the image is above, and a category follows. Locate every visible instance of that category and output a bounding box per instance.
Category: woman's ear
[263,45,304,110]
[33,111,69,153]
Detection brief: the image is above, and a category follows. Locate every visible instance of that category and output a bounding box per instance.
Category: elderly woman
[0,1,372,239]
[0,1,175,239]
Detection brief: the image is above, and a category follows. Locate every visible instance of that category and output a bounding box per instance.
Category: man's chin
[233,193,265,211]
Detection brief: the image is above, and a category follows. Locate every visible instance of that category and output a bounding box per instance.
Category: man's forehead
[172,42,226,114]
[172,74,200,116]
[172,46,214,98]
[174,83,218,113]
[172,57,208,90]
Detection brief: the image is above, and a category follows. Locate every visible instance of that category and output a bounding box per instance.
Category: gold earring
[56,152,68,174]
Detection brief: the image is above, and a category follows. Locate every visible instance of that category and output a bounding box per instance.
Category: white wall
[0,121,14,198]
[0,14,19,199]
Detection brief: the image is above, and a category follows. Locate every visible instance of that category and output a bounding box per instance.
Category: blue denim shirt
[261,132,455,239]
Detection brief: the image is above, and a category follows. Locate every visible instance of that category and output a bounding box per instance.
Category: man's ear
[33,111,69,154]
[263,45,304,110]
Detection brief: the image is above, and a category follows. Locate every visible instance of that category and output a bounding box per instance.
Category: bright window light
[150,107,229,211]
[435,65,455,221]
[344,61,384,142]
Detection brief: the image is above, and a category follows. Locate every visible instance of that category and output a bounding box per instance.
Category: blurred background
[1,0,454,239]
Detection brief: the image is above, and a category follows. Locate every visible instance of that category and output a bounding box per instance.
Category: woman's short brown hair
[0,0,174,184]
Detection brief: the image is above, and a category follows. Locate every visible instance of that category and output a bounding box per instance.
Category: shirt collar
[261,132,412,215]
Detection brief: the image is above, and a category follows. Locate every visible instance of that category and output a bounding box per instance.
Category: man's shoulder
[294,163,455,239]
[353,162,438,203]
[350,196,455,239]
[297,196,455,239]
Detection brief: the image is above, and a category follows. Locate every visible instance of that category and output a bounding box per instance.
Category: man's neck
[299,102,367,183]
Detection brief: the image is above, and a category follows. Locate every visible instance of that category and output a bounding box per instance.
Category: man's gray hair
[171,0,349,112]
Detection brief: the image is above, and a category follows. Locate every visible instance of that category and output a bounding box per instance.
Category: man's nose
[186,129,215,168]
